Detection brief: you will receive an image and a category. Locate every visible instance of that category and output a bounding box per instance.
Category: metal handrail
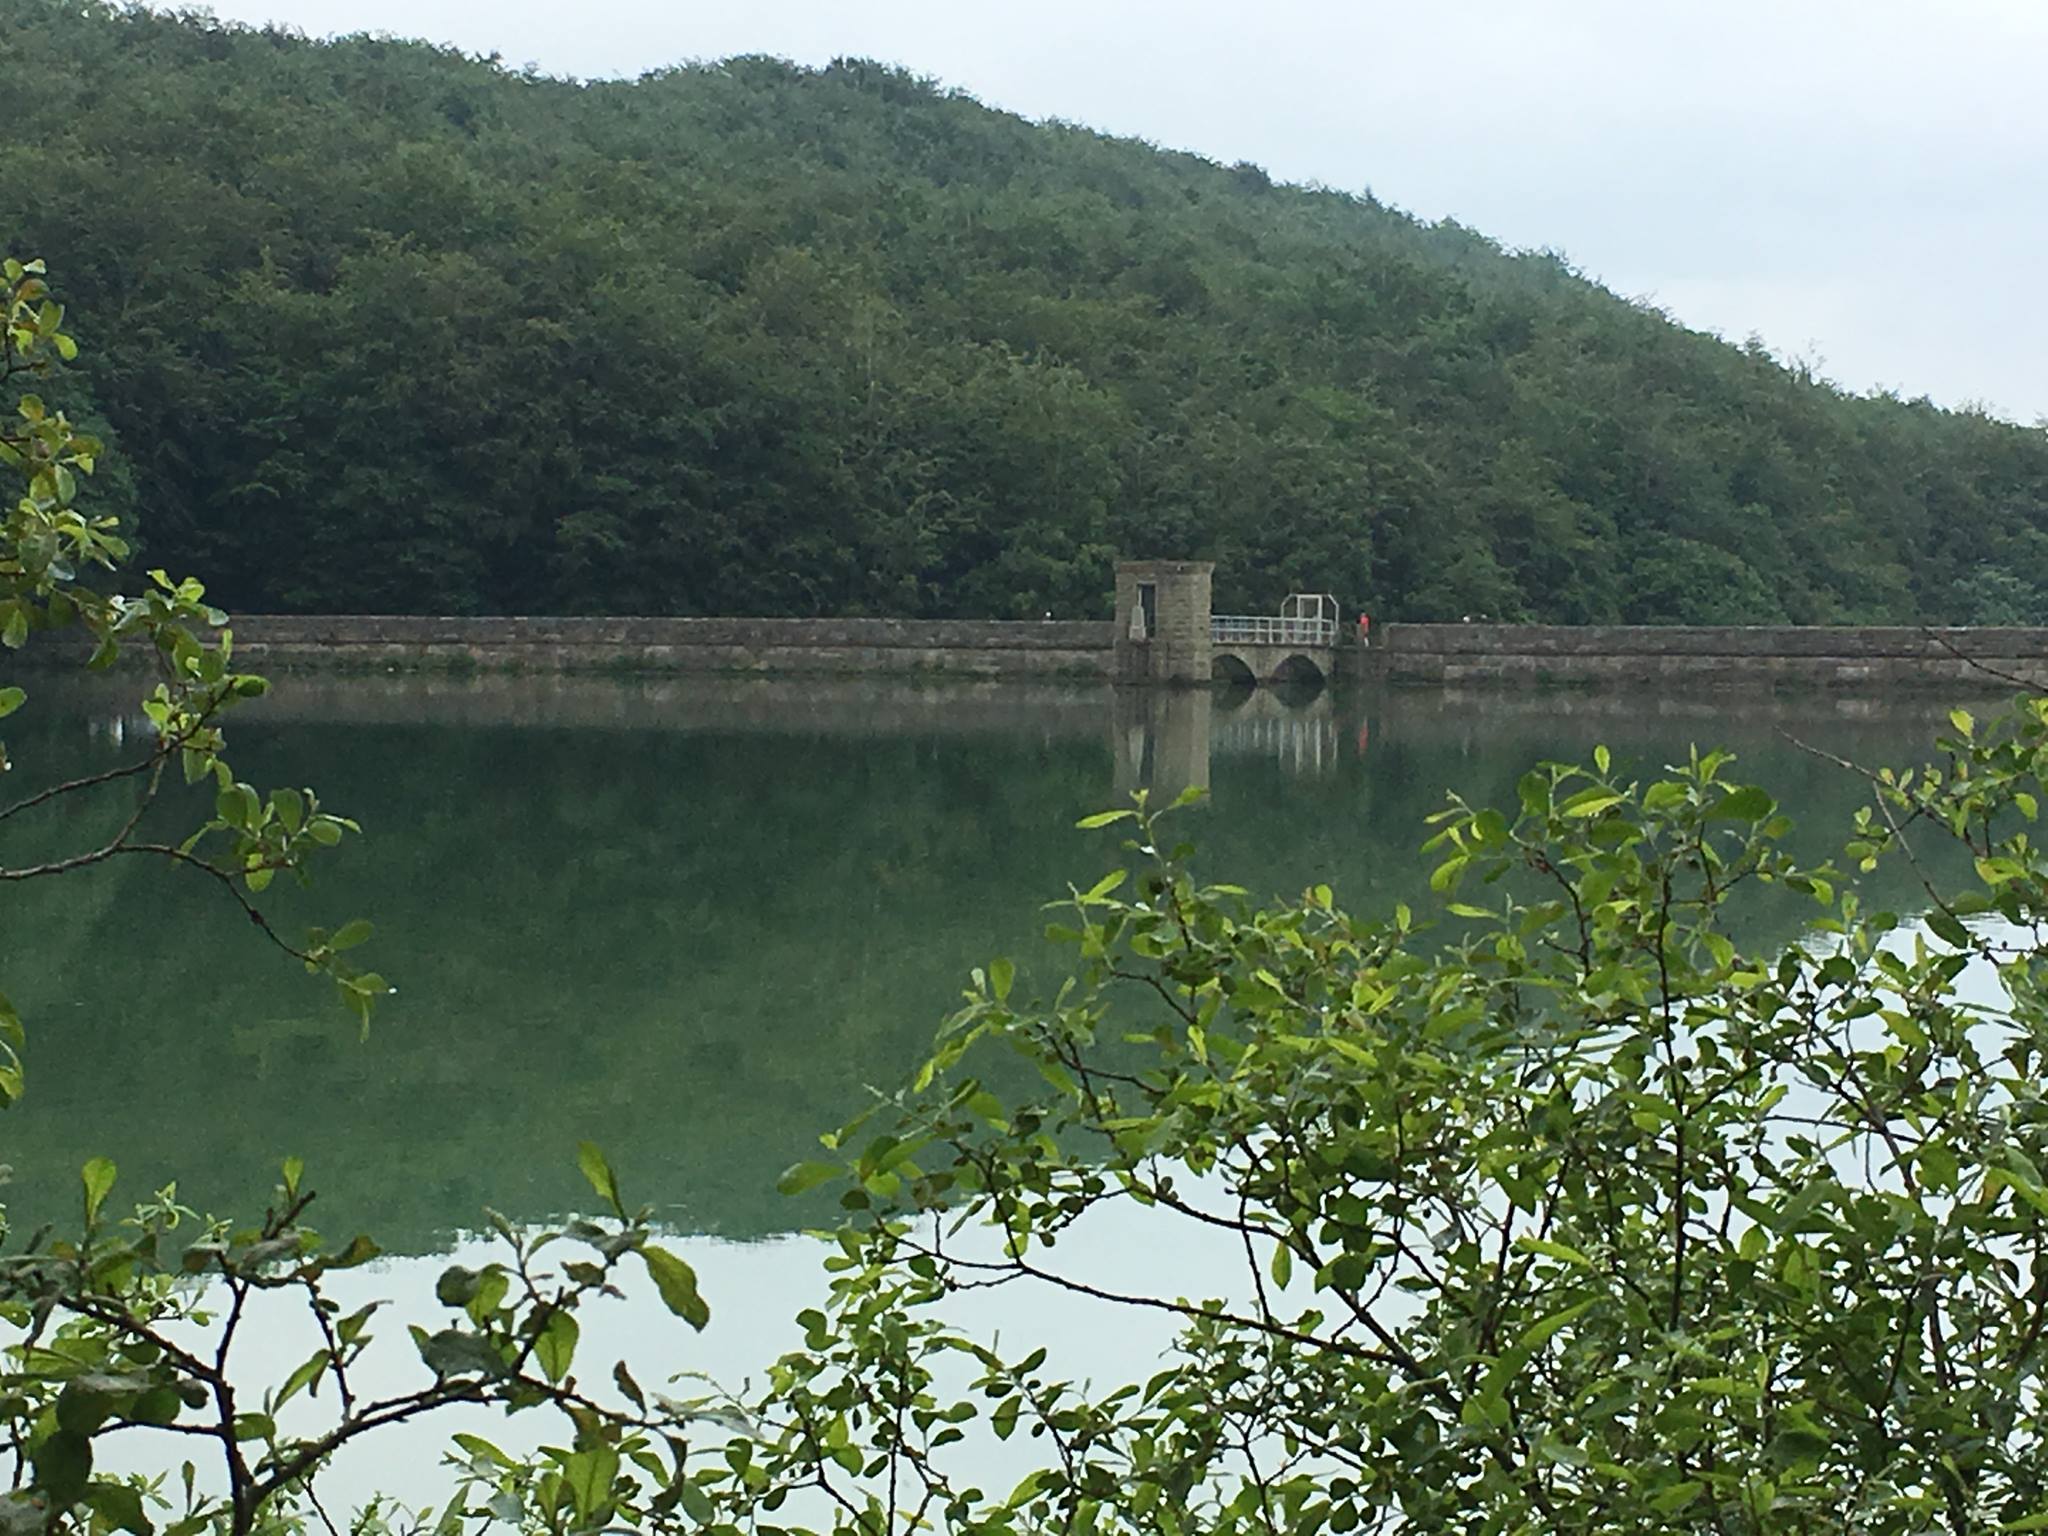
[1210,615,1339,647]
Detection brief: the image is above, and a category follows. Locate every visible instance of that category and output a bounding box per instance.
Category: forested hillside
[6,2,2048,622]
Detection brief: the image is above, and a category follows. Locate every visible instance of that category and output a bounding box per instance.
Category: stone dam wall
[204,614,1119,680]
[1364,624,2048,691]
[23,615,2048,692]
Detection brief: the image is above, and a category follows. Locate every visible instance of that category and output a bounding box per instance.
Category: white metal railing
[1210,615,1339,647]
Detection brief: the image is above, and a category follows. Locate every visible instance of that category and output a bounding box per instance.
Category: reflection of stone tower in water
[1113,560,1214,685]
[1112,688,1212,798]
[1111,560,1215,797]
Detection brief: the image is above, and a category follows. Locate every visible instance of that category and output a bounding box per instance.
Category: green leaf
[563,1445,620,1520]
[466,1267,509,1322]
[1559,789,1625,818]
[31,1429,91,1506]
[1514,1236,1594,1269]
[415,1328,508,1380]
[85,1483,153,1536]
[1642,779,1688,812]
[1515,1298,1595,1350]
[641,1243,711,1330]
[56,1377,126,1436]
[611,1360,645,1410]
[329,919,373,952]
[1460,1389,1509,1429]
[992,1394,1022,1440]
[321,1234,381,1272]
[0,686,23,720]
[1978,856,2028,887]
[1649,1480,1703,1514]
[275,1352,328,1409]
[1075,809,1135,829]
[776,1160,841,1197]
[128,1387,183,1426]
[435,1266,484,1307]
[81,1156,116,1224]
[675,1479,716,1525]
[1710,785,1776,822]
[215,781,259,830]
[1269,1242,1292,1290]
[989,955,1015,1000]
[576,1141,623,1215]
[452,1433,512,1468]
[534,1308,579,1384]
[1926,908,1971,948]
[1080,868,1128,902]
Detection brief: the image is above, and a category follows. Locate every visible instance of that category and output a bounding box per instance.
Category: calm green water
[2,673,1959,1249]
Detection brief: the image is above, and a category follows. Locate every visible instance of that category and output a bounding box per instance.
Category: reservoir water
[0,672,1969,1506]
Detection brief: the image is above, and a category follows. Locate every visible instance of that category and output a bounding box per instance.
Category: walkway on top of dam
[1207,604,1342,686]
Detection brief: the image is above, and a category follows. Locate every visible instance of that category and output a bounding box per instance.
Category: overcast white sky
[197,0,2048,425]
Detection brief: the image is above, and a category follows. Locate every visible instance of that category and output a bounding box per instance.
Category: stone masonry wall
[212,615,1119,679]
[27,613,2048,690]
[1367,624,2048,691]
[1113,560,1214,683]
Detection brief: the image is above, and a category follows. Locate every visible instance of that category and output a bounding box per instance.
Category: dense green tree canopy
[5,1,2048,622]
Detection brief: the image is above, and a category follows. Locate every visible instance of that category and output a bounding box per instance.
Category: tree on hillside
[3,0,2047,623]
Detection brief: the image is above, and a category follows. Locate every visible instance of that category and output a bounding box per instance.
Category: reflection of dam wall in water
[1209,689,1343,776]
[46,671,1121,740]
[57,671,1346,800]
[1112,687,1212,797]
[1112,687,1348,795]
[1103,681,1972,799]
[47,668,1965,820]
